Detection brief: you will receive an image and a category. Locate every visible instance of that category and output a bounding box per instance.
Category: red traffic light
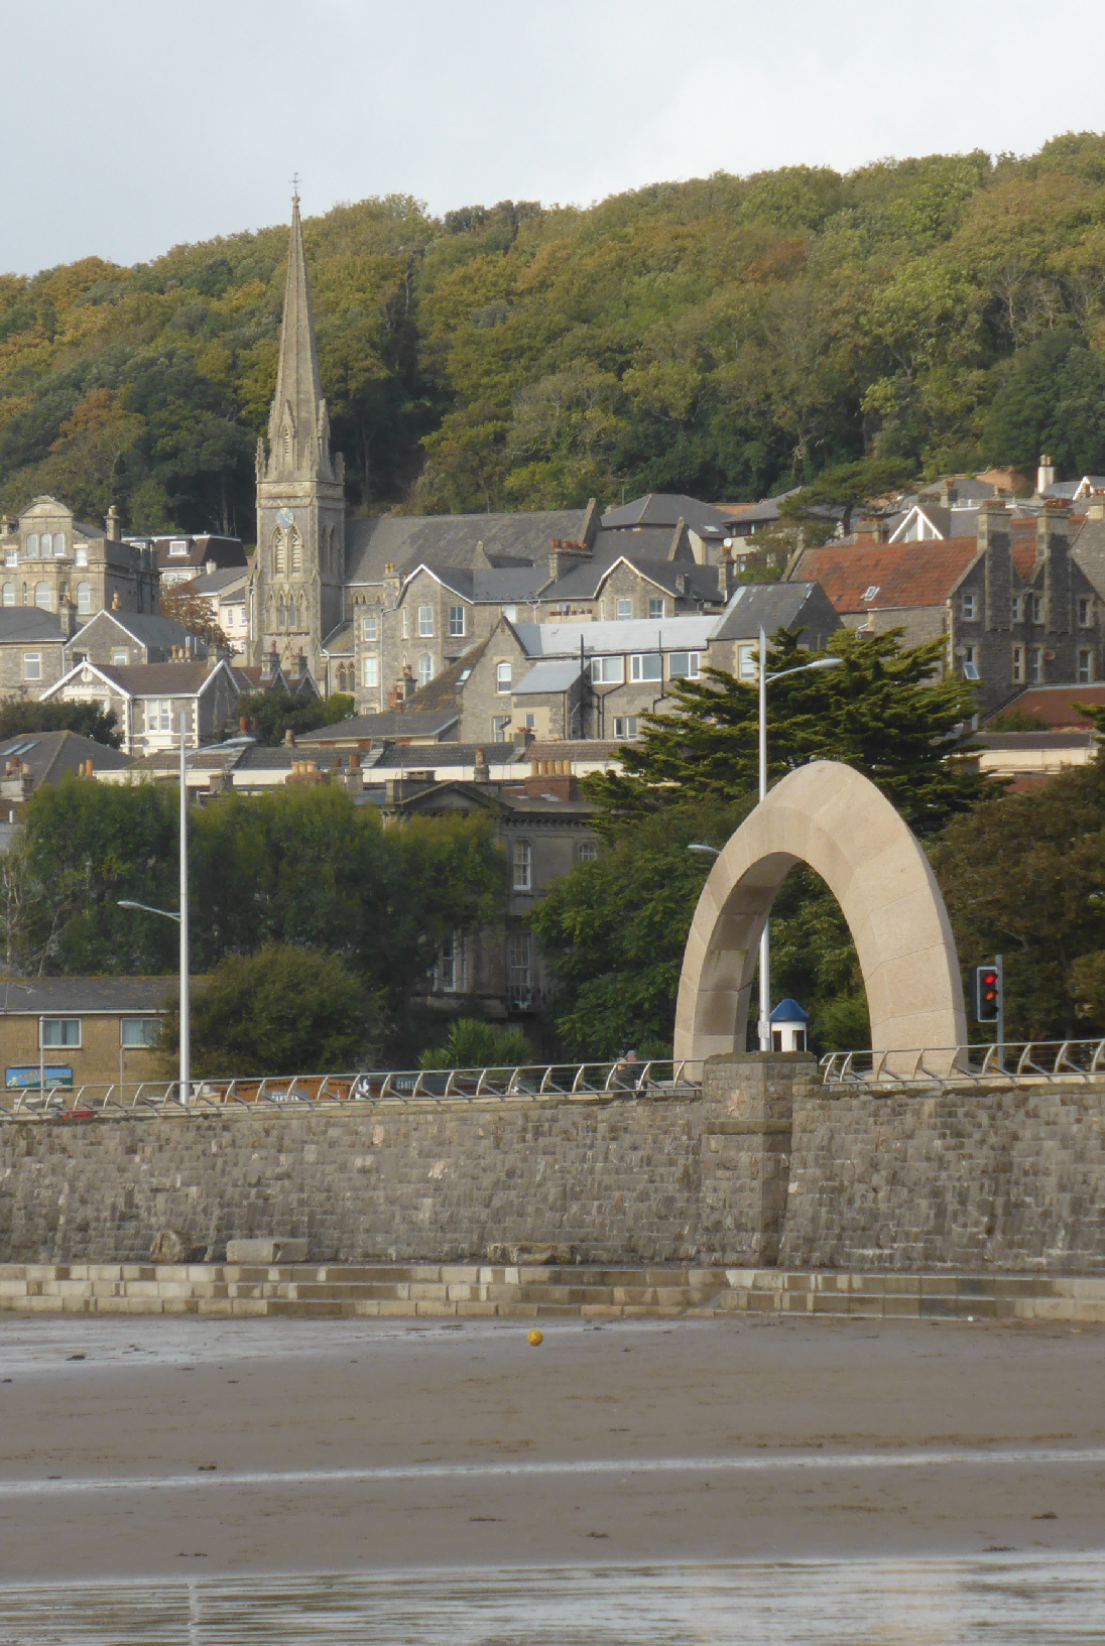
[975,964,1002,1022]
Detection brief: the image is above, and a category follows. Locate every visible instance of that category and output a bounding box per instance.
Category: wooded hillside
[5,131,1105,537]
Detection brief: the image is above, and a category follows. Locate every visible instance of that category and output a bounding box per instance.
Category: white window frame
[496,661,512,694]
[615,598,632,620]
[629,653,662,683]
[22,652,41,681]
[508,928,532,990]
[1078,596,1093,628]
[4,547,16,568]
[1012,645,1024,684]
[76,581,91,615]
[613,715,638,740]
[448,605,466,638]
[362,613,378,642]
[112,648,128,667]
[169,539,189,558]
[668,650,701,680]
[1031,594,1044,624]
[418,604,434,638]
[40,1016,80,1049]
[648,596,665,619]
[74,545,88,568]
[1011,594,1021,623]
[1078,648,1094,685]
[1029,646,1044,683]
[589,656,625,685]
[512,840,532,892]
[2,582,14,607]
[34,582,51,611]
[492,715,511,742]
[577,840,598,862]
[363,656,379,689]
[961,592,977,621]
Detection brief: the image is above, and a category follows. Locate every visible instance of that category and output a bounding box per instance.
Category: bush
[419,1017,533,1070]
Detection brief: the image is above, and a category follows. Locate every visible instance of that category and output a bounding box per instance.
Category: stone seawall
[3,1056,1105,1272]
[782,1082,1105,1272]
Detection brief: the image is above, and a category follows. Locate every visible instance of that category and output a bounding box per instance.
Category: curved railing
[820,1040,1105,1087]
[0,1059,705,1121]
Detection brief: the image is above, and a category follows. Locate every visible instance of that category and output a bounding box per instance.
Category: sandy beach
[0,1312,1102,1583]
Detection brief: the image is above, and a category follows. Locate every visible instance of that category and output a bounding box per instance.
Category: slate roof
[600,494,730,536]
[513,614,720,658]
[72,611,198,651]
[514,659,585,695]
[790,541,979,611]
[0,609,64,643]
[299,710,458,744]
[0,729,130,782]
[88,661,221,696]
[344,508,594,587]
[0,976,180,1014]
[321,621,353,654]
[590,524,696,559]
[595,557,723,601]
[185,568,249,595]
[713,582,841,645]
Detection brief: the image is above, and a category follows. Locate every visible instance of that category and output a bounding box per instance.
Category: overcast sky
[5,0,1105,277]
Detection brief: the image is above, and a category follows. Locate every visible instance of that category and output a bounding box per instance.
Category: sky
[5,0,1105,277]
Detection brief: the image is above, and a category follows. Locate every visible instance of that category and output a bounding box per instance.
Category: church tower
[252,192,345,681]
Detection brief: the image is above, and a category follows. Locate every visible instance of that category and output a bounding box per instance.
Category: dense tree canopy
[1,780,506,1059]
[0,697,122,747]
[236,689,354,745]
[5,135,1105,532]
[158,943,381,1078]
[586,627,986,838]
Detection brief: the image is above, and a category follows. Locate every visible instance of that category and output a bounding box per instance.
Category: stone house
[708,582,841,678]
[41,658,240,756]
[0,976,176,1093]
[66,610,208,670]
[138,532,246,589]
[0,608,69,697]
[0,498,159,619]
[181,568,250,655]
[458,613,723,745]
[381,770,599,1022]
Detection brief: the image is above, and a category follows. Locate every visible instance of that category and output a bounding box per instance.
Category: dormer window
[168,540,189,558]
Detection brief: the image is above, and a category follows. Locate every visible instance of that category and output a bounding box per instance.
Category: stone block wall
[781,1082,1105,1272]
[4,1058,1105,1271]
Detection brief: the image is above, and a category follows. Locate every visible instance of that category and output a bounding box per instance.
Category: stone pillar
[698,1052,816,1265]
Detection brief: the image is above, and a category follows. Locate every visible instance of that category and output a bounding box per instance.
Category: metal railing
[0,1059,704,1121]
[821,1040,1105,1087]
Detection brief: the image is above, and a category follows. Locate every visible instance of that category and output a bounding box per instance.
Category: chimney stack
[1037,453,1056,496]
[473,748,489,783]
[105,505,121,543]
[284,727,296,746]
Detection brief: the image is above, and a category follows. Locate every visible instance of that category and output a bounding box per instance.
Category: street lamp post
[755,627,843,1050]
[690,636,843,1053]
[117,710,190,1101]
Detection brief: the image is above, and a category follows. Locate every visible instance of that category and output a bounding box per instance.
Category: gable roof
[46,659,233,699]
[712,582,842,644]
[344,508,595,587]
[790,540,980,611]
[70,610,198,652]
[299,709,458,744]
[600,493,730,536]
[591,556,723,603]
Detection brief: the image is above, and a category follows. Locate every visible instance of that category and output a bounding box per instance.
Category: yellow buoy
[528,1328,544,1346]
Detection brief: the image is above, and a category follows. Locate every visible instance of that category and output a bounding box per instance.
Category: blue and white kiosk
[770,997,809,1053]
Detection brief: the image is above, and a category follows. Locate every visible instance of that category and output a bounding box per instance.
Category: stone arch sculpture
[674,760,966,1065]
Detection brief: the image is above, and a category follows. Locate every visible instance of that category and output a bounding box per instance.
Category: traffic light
[975,964,1001,1022]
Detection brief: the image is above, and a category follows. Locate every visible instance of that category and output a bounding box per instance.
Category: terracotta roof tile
[792,540,979,611]
[997,684,1105,729]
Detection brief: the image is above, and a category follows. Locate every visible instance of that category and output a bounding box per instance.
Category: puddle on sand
[0,1556,1102,1644]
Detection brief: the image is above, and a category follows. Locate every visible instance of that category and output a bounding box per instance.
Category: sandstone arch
[674,760,966,1064]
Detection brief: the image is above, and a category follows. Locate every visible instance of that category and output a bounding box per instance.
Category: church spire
[265,193,333,482]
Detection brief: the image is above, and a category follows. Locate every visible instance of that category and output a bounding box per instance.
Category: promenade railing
[0,1059,704,1121]
[821,1039,1105,1088]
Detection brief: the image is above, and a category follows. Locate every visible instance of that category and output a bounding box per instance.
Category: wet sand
[0,1313,1102,1581]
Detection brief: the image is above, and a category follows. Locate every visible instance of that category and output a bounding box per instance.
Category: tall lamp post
[118,710,190,1101]
[690,630,843,1052]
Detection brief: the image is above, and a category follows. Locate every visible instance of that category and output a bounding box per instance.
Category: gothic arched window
[277,601,287,629]
[273,530,286,575]
[290,530,302,574]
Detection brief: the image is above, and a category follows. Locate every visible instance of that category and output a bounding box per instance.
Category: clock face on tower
[276,507,294,527]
